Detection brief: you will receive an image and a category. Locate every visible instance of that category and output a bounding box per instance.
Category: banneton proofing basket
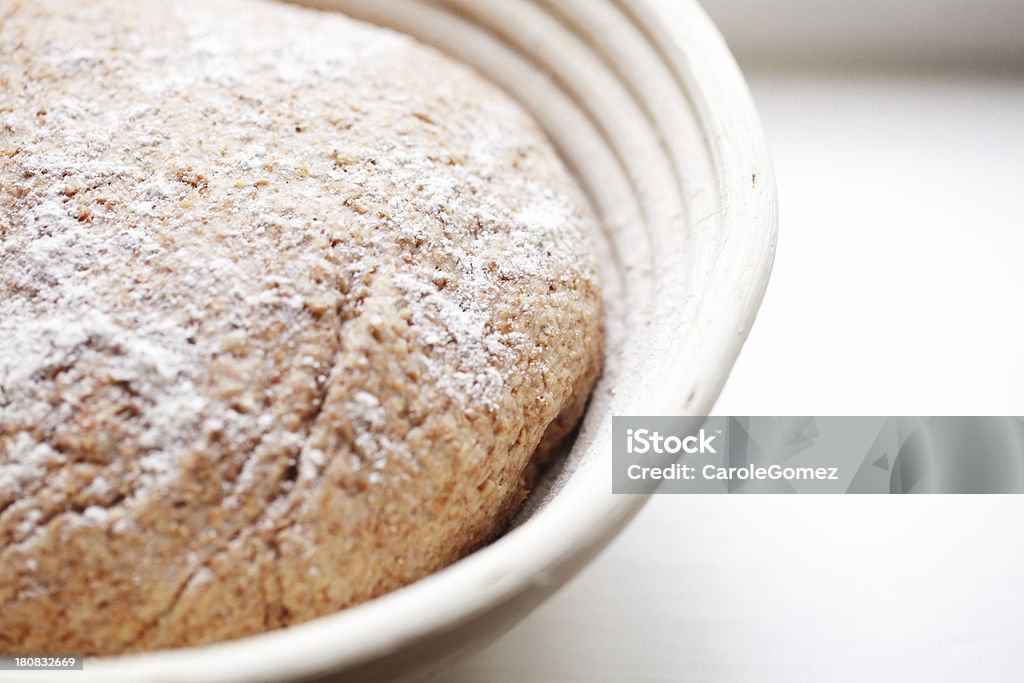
[34,0,776,680]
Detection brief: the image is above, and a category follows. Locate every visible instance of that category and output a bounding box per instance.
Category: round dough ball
[0,0,603,654]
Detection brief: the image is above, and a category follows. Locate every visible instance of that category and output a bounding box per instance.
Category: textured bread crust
[0,0,603,654]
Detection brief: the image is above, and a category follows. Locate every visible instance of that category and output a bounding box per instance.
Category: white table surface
[447,68,1024,682]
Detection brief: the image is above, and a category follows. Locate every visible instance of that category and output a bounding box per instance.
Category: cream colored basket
[42,0,777,680]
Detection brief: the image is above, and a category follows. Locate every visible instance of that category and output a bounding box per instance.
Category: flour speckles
[0,0,602,654]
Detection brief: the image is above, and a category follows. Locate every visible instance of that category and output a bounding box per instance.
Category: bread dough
[0,0,603,654]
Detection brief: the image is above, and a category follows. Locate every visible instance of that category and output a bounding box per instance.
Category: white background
[449,2,1024,680]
